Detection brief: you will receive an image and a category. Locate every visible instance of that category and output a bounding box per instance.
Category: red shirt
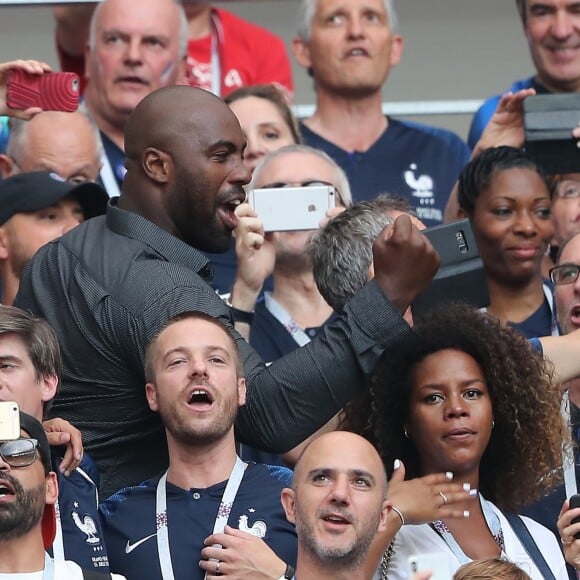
[57,8,293,98]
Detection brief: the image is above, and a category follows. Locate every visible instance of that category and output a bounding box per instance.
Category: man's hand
[200,525,286,579]
[372,214,439,314]
[0,59,52,119]
[473,88,536,157]
[43,417,83,476]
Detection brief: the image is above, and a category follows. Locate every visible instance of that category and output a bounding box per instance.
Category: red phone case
[6,70,80,113]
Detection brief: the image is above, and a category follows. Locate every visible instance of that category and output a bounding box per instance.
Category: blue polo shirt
[100,463,296,580]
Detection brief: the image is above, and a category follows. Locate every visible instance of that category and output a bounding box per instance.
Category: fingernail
[463,511,470,518]
[462,483,471,491]
[446,472,453,480]
[469,489,478,497]
[394,459,401,470]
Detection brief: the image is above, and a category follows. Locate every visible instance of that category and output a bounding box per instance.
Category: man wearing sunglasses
[0,411,125,578]
[0,305,111,573]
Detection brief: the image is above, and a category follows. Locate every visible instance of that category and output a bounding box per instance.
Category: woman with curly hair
[350,304,568,579]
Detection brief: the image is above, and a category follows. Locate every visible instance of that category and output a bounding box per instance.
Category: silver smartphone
[248,185,335,232]
[407,553,452,580]
[0,401,20,441]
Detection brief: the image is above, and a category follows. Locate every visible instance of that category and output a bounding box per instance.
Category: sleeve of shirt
[467,95,501,150]
[235,280,413,453]
[529,337,543,353]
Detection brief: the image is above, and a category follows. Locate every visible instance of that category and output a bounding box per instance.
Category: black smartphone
[570,493,580,539]
[411,219,490,317]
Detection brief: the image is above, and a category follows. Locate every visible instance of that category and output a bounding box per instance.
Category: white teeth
[349,49,365,56]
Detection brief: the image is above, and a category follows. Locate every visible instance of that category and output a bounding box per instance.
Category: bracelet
[277,563,295,580]
[224,297,255,324]
[391,505,405,526]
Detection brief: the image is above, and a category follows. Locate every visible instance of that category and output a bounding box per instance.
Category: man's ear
[237,378,247,407]
[292,37,313,71]
[145,382,159,412]
[143,147,172,185]
[389,34,404,70]
[45,472,58,505]
[40,374,58,405]
[280,487,297,524]
[0,154,15,179]
[377,499,391,533]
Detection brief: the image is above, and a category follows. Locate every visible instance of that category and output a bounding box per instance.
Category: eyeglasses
[0,438,38,468]
[550,263,580,285]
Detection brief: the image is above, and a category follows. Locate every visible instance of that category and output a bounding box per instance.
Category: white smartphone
[407,553,452,580]
[248,185,335,232]
[0,401,20,441]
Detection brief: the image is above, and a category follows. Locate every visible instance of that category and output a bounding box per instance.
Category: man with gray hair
[293,0,470,228]
[67,0,188,197]
[247,144,352,363]
[468,0,580,148]
[310,195,425,313]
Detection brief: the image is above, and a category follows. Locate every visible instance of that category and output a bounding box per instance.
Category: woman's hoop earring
[404,426,410,439]
[491,420,495,429]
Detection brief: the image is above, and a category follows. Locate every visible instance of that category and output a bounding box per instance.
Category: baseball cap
[0,171,108,226]
[17,412,56,549]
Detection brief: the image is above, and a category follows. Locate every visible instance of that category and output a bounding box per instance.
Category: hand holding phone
[6,69,80,113]
[570,493,580,539]
[0,402,20,441]
[408,553,452,580]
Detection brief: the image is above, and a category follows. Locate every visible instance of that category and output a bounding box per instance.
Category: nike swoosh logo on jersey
[125,533,157,554]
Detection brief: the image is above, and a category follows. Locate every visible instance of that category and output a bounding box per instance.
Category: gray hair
[309,195,416,311]
[297,0,399,40]
[249,144,353,208]
[89,0,189,59]
[7,105,103,167]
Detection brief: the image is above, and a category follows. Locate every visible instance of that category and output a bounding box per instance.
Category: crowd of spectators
[1,0,580,579]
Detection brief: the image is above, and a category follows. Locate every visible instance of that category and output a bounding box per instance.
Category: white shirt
[382,502,567,580]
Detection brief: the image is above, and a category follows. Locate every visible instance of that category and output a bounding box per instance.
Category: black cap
[0,171,109,226]
[18,411,52,474]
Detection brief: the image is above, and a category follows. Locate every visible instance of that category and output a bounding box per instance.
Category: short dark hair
[0,306,61,418]
[457,146,545,216]
[144,311,243,382]
[515,0,526,24]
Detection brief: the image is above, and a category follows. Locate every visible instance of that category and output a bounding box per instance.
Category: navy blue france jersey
[51,449,110,571]
[100,463,296,580]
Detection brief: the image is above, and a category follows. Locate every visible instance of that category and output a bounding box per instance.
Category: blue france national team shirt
[100,463,297,580]
[51,449,110,572]
[301,119,471,228]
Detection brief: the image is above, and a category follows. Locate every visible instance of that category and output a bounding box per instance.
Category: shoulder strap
[81,569,113,580]
[503,512,556,580]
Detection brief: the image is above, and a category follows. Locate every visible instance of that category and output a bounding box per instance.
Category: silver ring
[439,491,448,504]
[216,561,221,574]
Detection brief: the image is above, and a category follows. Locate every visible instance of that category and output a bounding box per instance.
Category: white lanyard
[561,390,578,497]
[155,457,246,580]
[42,553,55,580]
[99,150,121,199]
[209,11,222,97]
[542,282,559,337]
[264,292,312,348]
[52,499,65,562]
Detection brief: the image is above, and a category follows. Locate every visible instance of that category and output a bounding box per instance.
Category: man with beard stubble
[100,312,297,580]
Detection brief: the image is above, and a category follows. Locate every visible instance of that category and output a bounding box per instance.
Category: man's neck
[0,269,18,306]
[166,431,240,490]
[84,95,126,152]
[0,530,46,573]
[294,553,365,580]
[271,268,333,329]
[304,89,387,152]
